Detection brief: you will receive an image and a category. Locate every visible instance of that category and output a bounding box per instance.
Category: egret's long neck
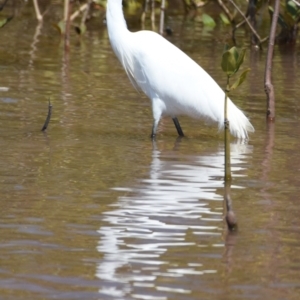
[106,0,130,65]
[106,0,128,35]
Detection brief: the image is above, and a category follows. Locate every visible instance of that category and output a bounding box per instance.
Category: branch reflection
[96,140,252,298]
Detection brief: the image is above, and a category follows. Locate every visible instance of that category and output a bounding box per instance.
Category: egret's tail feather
[224,100,254,140]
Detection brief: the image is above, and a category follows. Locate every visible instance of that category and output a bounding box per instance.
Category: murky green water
[0,3,300,300]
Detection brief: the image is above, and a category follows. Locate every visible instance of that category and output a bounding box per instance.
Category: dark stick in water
[41,99,52,131]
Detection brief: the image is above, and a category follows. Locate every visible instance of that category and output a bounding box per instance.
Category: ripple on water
[96,143,252,299]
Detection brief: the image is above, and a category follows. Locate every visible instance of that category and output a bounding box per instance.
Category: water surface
[0,4,300,300]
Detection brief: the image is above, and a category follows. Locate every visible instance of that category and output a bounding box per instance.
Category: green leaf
[236,48,246,72]
[54,20,66,35]
[0,16,13,28]
[286,0,300,21]
[75,23,87,35]
[221,49,237,76]
[230,68,251,91]
[220,12,231,25]
[231,46,239,62]
[202,13,216,27]
[221,46,242,76]
[268,6,289,29]
[0,18,8,28]
[80,23,87,35]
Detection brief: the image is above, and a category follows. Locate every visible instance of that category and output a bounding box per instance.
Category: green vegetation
[221,46,249,181]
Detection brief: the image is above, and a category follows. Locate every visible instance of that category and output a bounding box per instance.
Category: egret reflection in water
[96,141,252,299]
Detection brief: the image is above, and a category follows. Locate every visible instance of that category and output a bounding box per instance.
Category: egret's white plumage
[106,0,254,139]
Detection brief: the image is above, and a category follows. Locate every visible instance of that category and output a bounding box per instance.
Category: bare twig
[70,2,88,21]
[151,0,155,30]
[41,99,52,131]
[229,0,262,47]
[247,0,258,45]
[261,35,269,43]
[217,0,234,22]
[81,0,92,25]
[234,19,246,30]
[33,0,43,21]
[159,0,166,35]
[264,0,279,121]
[141,0,149,25]
[64,0,69,22]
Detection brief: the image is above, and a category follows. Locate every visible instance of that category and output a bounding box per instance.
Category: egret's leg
[151,117,161,139]
[151,98,164,139]
[172,117,184,137]
[151,122,157,139]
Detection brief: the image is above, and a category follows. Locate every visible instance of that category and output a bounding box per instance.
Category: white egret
[106,0,254,139]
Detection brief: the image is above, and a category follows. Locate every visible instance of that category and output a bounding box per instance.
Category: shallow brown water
[0,4,300,300]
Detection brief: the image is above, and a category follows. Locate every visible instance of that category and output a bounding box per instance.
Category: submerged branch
[224,77,231,182]
[41,99,52,131]
[224,181,237,231]
[264,0,279,121]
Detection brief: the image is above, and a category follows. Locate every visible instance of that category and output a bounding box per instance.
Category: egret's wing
[130,31,254,139]
[117,40,146,93]
[121,54,141,91]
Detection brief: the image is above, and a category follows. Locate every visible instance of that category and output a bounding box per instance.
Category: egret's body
[106,0,254,139]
